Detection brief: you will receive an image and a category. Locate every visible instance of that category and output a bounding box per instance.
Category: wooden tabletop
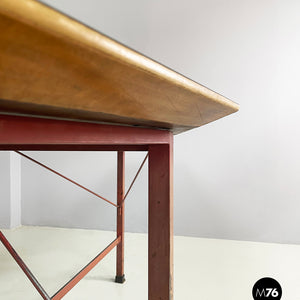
[0,0,238,134]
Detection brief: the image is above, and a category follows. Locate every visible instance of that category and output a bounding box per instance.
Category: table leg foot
[115,274,126,283]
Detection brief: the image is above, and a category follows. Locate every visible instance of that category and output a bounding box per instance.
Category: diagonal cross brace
[0,231,51,300]
[1,151,148,299]
[15,151,118,208]
[15,150,149,207]
[0,231,121,300]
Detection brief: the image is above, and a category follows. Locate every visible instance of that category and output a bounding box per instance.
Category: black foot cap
[115,274,126,284]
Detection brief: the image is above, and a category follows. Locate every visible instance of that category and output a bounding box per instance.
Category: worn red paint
[148,143,174,300]
[116,151,125,282]
[0,115,174,300]
[0,114,171,150]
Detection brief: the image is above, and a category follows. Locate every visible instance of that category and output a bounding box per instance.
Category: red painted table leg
[115,151,125,283]
[148,143,173,300]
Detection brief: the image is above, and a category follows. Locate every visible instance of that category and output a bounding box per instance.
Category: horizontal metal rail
[51,237,121,300]
[15,151,118,208]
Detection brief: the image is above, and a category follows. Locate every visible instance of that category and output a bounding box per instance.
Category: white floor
[0,227,300,300]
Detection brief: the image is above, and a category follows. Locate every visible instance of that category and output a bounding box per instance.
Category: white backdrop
[15,0,300,243]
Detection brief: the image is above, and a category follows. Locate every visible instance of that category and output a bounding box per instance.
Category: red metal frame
[148,144,173,299]
[116,151,125,283]
[0,115,171,150]
[0,114,173,300]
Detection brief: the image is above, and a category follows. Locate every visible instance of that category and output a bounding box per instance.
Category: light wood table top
[0,0,238,134]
